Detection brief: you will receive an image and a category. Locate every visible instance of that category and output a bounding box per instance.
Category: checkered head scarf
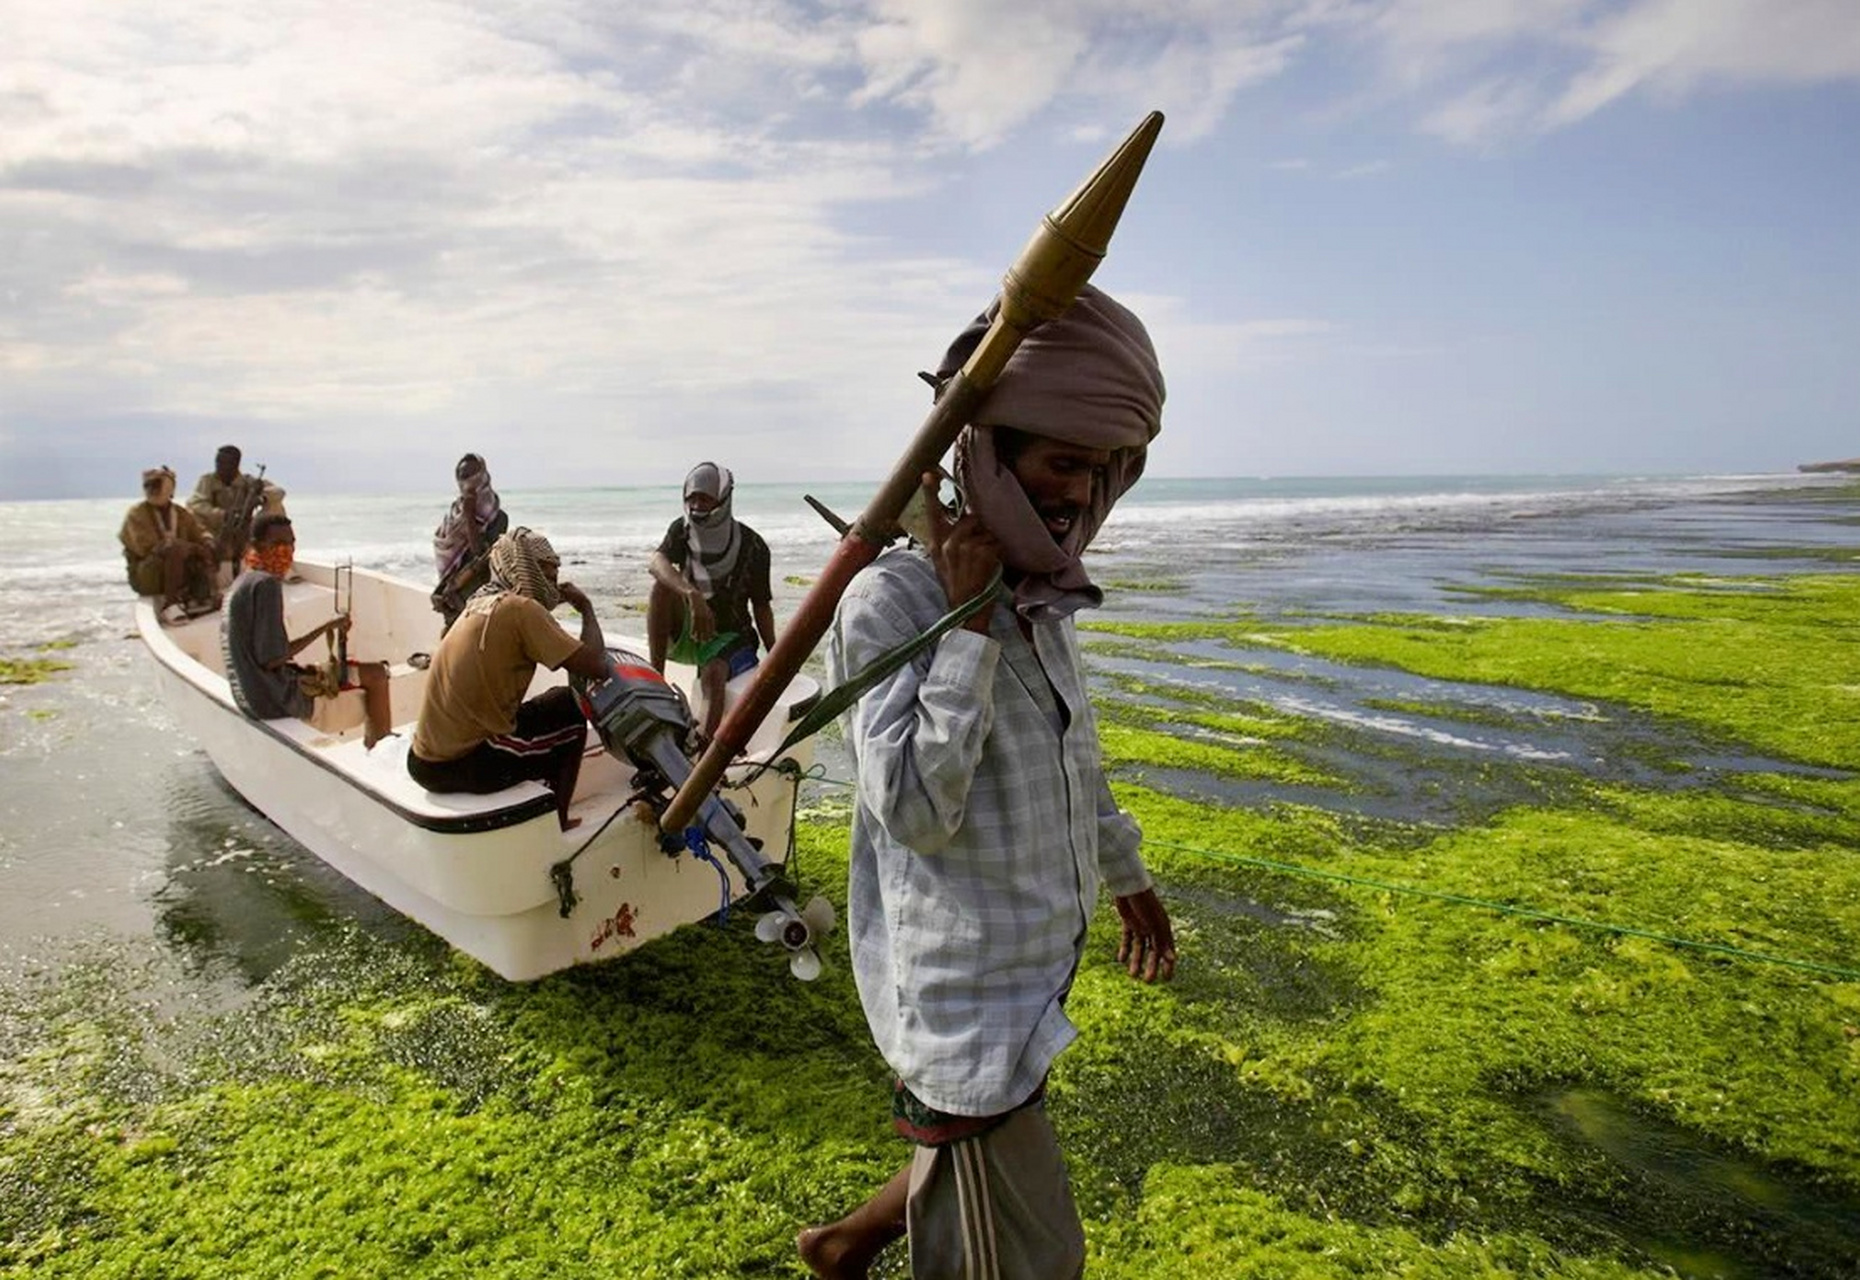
[464,527,562,619]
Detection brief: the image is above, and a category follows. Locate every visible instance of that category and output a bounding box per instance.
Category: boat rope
[549,785,653,918]
[682,826,734,924]
[755,757,809,886]
[792,772,1859,982]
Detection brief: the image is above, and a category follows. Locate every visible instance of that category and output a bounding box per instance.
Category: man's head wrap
[456,453,488,491]
[937,284,1164,621]
[464,527,562,621]
[141,466,177,505]
[681,462,740,596]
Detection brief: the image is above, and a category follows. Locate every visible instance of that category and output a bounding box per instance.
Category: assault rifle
[216,463,269,567]
[430,507,509,632]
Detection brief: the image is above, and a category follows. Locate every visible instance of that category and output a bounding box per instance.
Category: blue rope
[682,825,733,925]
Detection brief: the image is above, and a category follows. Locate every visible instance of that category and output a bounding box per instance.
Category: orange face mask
[245,543,294,577]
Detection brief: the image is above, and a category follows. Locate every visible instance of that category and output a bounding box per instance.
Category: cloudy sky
[4,0,1857,499]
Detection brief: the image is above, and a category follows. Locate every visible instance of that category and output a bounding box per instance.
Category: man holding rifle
[189,444,286,583]
[431,452,509,631]
[803,286,1177,1280]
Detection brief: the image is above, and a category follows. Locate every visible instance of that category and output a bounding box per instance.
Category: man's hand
[1115,888,1176,983]
[559,581,606,657]
[685,588,717,643]
[920,472,999,634]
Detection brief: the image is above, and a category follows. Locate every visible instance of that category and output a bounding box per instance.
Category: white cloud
[1417,76,1544,144]
[1549,0,1860,125]
[1131,292,1336,375]
[2,0,1319,496]
[0,1,968,492]
[1331,0,1860,143]
[851,0,1302,147]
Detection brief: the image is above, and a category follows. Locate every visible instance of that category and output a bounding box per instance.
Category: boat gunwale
[134,579,823,840]
[135,594,566,836]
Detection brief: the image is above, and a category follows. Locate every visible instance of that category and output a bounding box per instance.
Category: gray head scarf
[937,284,1164,621]
[682,462,740,596]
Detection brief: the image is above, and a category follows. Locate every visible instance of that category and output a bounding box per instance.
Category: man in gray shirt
[801,286,1176,1280]
[222,514,391,748]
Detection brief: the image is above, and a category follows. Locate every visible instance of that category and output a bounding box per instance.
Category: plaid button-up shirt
[828,549,1153,1117]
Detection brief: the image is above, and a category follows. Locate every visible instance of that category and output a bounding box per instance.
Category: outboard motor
[575,648,834,980]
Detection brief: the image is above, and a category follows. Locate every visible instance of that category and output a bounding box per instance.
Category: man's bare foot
[796,1225,867,1280]
[800,1164,909,1277]
[560,816,583,833]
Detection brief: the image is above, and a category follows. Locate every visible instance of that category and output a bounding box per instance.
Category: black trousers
[408,686,587,797]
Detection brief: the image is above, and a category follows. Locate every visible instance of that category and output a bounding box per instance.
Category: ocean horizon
[1,469,1841,649]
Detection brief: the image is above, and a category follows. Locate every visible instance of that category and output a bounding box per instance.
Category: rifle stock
[217,463,268,563]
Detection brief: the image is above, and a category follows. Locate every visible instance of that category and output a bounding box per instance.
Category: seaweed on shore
[6,560,1860,1276]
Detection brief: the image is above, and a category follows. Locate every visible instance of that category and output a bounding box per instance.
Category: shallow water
[3,473,1850,965]
[1092,637,1847,828]
[1532,1087,1860,1278]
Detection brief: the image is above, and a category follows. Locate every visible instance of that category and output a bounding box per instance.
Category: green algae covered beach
[4,482,1859,1277]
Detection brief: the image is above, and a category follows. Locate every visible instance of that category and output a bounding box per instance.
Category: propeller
[800,894,837,938]
[755,894,838,981]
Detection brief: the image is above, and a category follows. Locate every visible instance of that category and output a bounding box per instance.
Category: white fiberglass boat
[135,560,825,982]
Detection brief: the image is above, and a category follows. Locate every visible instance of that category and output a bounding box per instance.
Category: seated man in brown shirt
[406,528,610,830]
[119,466,219,622]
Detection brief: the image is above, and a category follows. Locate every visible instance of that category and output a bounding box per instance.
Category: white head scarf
[141,466,177,507]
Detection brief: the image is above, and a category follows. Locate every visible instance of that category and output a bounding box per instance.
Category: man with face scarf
[119,466,219,622]
[802,286,1177,1280]
[221,513,393,748]
[431,453,510,630]
[646,462,778,743]
[407,527,611,830]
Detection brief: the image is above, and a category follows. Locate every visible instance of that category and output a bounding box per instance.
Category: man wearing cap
[801,286,1177,1279]
[119,466,219,622]
[646,462,777,744]
[407,528,610,831]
